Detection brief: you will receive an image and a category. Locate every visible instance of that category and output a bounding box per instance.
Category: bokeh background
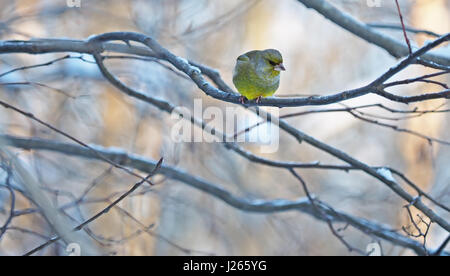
[0,0,449,255]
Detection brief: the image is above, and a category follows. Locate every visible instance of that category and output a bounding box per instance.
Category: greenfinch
[232,49,285,104]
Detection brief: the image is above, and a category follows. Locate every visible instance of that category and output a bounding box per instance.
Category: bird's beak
[274,63,286,71]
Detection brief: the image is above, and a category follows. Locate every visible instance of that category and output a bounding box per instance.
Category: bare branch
[296,0,450,65]
[0,99,155,186]
[1,32,449,107]
[23,158,163,256]
[0,159,15,240]
[367,23,442,38]
[0,134,433,255]
[394,0,412,54]
[290,169,366,254]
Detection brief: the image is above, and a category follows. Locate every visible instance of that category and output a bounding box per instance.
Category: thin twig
[0,99,154,186]
[395,0,412,54]
[367,23,441,38]
[289,169,365,255]
[23,158,163,256]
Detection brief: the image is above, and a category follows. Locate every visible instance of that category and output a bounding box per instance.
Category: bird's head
[262,49,285,73]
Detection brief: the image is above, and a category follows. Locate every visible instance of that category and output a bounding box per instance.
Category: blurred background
[0,0,449,255]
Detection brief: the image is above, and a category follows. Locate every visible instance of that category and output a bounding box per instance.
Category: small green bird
[232,49,285,104]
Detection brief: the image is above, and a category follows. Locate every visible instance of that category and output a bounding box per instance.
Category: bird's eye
[268,60,277,66]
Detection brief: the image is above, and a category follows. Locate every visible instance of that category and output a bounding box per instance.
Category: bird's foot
[255,96,262,104]
[239,96,247,105]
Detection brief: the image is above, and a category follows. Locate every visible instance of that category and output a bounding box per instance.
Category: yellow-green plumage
[233,49,285,100]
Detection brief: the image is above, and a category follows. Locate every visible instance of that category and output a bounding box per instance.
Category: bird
[232,49,285,104]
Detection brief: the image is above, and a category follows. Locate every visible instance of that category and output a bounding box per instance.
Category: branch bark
[1,134,434,255]
[296,0,450,65]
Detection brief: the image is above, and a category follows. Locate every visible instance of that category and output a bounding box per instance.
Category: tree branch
[296,0,450,65]
[1,33,449,107]
[0,134,434,255]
